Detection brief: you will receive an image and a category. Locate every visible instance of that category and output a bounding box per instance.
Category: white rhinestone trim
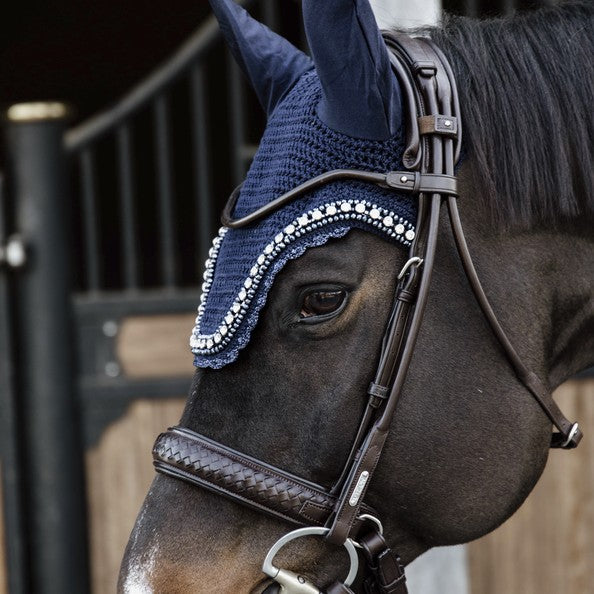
[191,199,415,356]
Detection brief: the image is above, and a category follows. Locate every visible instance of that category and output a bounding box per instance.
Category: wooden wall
[86,397,185,594]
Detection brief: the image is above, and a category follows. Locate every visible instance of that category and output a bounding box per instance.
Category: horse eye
[300,290,347,319]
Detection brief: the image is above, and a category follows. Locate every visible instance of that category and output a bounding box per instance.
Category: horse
[119,0,594,592]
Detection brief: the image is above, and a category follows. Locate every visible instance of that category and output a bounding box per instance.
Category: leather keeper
[385,171,458,196]
[418,114,458,137]
[368,382,389,399]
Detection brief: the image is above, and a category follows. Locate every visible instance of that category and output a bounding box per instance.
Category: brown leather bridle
[152,34,581,593]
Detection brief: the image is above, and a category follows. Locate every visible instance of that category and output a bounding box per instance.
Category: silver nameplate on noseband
[348,471,370,506]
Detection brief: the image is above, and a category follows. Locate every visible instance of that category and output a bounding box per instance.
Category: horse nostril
[261,583,282,594]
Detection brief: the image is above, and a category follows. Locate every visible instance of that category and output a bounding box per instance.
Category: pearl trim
[190,199,415,356]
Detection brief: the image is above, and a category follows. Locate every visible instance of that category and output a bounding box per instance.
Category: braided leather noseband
[153,34,581,593]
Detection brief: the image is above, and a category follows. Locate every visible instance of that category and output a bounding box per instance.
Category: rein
[152,34,581,593]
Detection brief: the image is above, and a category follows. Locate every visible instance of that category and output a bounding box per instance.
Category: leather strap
[221,170,457,228]
[445,197,582,448]
[384,172,457,195]
[326,33,449,545]
[360,531,408,594]
[153,426,377,528]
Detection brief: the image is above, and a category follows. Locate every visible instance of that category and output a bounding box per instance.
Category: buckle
[551,422,582,449]
[397,257,424,280]
[561,423,582,449]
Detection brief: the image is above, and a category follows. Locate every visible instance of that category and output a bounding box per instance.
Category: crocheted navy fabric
[191,70,416,368]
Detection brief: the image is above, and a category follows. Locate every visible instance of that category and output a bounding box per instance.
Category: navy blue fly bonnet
[192,0,415,368]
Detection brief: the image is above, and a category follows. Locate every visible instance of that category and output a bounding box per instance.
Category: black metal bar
[116,124,139,289]
[73,286,199,310]
[153,95,178,287]
[80,149,101,291]
[502,0,513,14]
[298,12,309,54]
[0,173,28,594]
[464,0,479,17]
[261,0,280,30]
[64,0,258,152]
[4,102,89,594]
[190,64,215,266]
[227,53,247,186]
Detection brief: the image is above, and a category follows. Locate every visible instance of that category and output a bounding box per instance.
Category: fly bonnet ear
[302,0,403,140]
[197,0,413,370]
[208,0,313,116]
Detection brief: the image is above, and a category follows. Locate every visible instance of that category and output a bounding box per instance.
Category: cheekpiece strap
[325,32,457,546]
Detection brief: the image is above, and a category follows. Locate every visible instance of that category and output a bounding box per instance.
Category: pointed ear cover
[209,0,313,115]
[191,70,412,369]
[302,0,402,140]
[191,2,411,369]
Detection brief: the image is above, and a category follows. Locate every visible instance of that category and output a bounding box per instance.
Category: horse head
[119,1,594,591]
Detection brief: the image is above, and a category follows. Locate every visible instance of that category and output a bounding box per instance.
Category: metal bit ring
[262,526,359,590]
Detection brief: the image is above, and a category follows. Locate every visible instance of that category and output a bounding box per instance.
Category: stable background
[0,1,592,593]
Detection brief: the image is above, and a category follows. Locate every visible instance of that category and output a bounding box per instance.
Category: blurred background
[0,1,592,593]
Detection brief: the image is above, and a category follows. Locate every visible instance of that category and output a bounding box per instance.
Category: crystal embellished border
[190,199,415,356]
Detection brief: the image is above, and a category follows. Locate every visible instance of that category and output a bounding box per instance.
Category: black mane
[426,1,594,229]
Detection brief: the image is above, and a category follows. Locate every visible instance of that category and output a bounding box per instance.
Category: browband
[221,170,458,229]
